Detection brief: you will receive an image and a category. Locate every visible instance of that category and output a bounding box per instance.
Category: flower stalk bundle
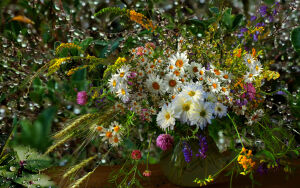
[40,3,299,187]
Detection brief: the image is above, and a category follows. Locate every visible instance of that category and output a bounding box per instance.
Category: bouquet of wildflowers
[36,2,299,187]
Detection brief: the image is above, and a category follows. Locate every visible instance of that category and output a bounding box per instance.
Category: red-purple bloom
[241,83,256,101]
[131,150,142,160]
[156,134,174,151]
[77,91,88,105]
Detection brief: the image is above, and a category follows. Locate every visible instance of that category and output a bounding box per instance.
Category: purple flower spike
[77,91,88,105]
[250,16,257,22]
[182,141,193,163]
[259,5,268,17]
[196,135,208,159]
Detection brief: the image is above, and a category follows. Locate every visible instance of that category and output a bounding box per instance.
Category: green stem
[227,114,244,148]
[230,170,234,188]
[146,135,153,170]
[212,154,239,178]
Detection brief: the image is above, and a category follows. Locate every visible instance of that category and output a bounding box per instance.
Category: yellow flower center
[165,113,170,120]
[188,90,195,96]
[169,80,177,87]
[120,72,125,77]
[212,83,217,89]
[112,80,116,87]
[106,131,112,138]
[183,103,190,111]
[121,89,126,95]
[114,126,120,132]
[113,137,119,143]
[175,59,184,68]
[192,67,198,72]
[152,82,160,90]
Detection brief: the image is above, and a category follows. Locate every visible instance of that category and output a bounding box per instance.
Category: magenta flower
[156,134,174,151]
[77,91,88,105]
[136,47,145,56]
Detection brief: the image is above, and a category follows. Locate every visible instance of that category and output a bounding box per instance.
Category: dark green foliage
[13,107,56,152]
[291,27,300,54]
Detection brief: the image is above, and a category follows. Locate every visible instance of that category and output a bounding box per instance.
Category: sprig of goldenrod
[48,57,71,75]
[103,57,127,79]
[55,43,83,55]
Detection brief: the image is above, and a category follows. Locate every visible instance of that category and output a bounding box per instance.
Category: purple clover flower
[195,135,208,159]
[76,91,88,105]
[156,134,174,151]
[182,141,193,163]
[242,83,256,101]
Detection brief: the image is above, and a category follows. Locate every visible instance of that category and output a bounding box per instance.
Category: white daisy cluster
[243,53,263,83]
[156,83,227,130]
[107,43,233,124]
[95,121,123,147]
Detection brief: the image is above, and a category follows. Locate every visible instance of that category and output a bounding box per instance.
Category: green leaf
[13,146,52,172]
[222,8,233,29]
[255,150,276,162]
[80,37,93,51]
[232,14,243,30]
[16,107,56,152]
[291,27,300,54]
[209,7,219,14]
[15,173,55,187]
[263,0,275,5]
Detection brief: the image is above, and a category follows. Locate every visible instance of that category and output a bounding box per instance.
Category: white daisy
[145,74,165,94]
[116,65,131,80]
[101,130,114,143]
[244,71,258,83]
[180,84,204,102]
[164,73,181,94]
[110,134,122,147]
[108,74,120,92]
[169,51,189,70]
[173,96,194,123]
[110,121,122,135]
[251,61,263,75]
[208,78,221,93]
[188,62,202,77]
[214,102,227,118]
[221,70,231,83]
[190,102,214,129]
[205,92,217,103]
[156,104,176,131]
[243,54,255,68]
[116,86,130,103]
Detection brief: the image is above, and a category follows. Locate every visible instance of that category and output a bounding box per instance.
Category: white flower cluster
[95,121,123,147]
[156,83,227,130]
[243,53,263,83]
